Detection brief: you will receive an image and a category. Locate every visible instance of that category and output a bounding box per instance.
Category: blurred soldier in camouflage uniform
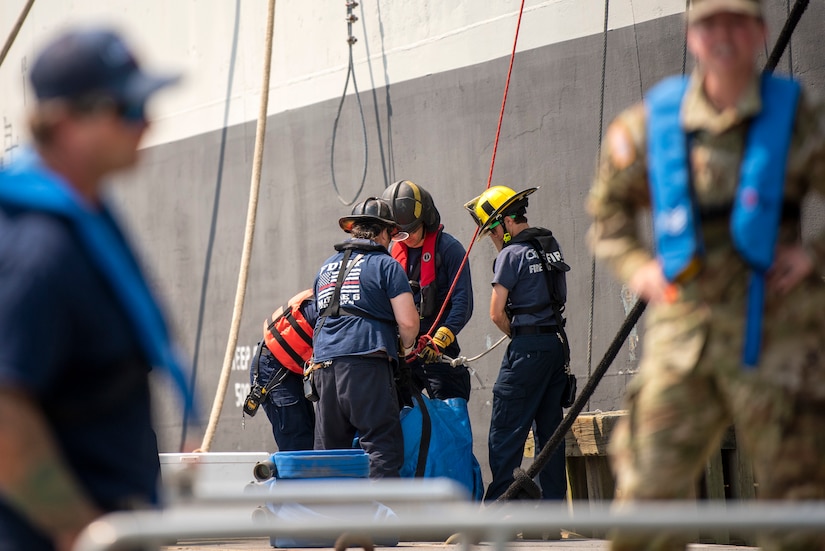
[587,0,825,549]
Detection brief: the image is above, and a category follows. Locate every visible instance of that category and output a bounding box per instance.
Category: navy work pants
[484,333,568,501]
[313,356,404,479]
[252,346,315,451]
[411,360,471,401]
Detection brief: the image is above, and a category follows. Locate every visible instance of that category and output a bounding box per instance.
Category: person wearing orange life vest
[382,180,474,401]
[248,289,317,451]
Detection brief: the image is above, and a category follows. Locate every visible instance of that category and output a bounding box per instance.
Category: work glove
[418,326,455,364]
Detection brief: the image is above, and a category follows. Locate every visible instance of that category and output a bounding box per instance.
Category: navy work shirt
[312,239,411,361]
[492,239,560,328]
[0,205,159,549]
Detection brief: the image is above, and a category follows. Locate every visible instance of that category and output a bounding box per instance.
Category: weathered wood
[727,427,757,546]
[566,457,589,501]
[728,426,757,500]
[565,412,740,456]
[563,411,756,546]
[703,449,727,500]
[565,410,625,457]
[585,456,615,539]
[565,410,756,544]
[585,455,615,502]
[702,449,730,544]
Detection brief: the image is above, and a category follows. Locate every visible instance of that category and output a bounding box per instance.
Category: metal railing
[74,480,825,551]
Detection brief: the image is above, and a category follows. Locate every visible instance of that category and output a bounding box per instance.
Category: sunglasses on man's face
[71,95,146,124]
[115,102,146,123]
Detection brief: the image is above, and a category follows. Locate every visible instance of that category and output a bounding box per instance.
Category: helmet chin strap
[497,214,513,244]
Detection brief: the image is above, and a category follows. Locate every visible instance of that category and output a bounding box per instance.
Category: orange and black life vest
[262,289,314,374]
[392,225,442,318]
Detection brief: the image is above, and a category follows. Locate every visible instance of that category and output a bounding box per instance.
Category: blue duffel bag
[399,393,484,500]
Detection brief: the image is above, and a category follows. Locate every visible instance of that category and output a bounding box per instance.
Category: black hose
[498,299,647,501]
[765,0,809,73]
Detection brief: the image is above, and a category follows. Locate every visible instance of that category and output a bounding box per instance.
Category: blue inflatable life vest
[646,74,800,367]
[0,150,194,411]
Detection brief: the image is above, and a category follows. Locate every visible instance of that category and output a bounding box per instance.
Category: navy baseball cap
[29,28,180,106]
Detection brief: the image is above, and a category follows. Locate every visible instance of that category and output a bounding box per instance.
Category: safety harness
[646,73,800,367]
[391,225,443,318]
[504,227,572,366]
[324,241,397,324]
[248,339,291,407]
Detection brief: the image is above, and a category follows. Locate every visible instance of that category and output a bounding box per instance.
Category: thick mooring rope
[200,0,277,451]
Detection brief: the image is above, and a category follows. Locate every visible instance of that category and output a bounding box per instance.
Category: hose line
[330,1,369,206]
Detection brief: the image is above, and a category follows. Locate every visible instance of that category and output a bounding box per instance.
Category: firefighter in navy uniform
[247,289,317,451]
[465,185,571,502]
[311,198,419,479]
[382,180,474,400]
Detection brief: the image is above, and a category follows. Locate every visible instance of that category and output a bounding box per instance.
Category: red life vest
[392,225,442,318]
[262,289,314,374]
[392,225,442,286]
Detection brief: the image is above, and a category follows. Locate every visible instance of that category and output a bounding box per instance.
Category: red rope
[425,0,527,338]
[486,0,526,190]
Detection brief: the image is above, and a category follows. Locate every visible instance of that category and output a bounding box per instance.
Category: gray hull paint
[117,5,825,481]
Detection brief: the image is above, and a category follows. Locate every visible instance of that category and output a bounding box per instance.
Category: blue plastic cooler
[270,449,369,479]
[264,449,397,548]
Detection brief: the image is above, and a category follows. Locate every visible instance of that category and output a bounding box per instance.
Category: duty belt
[511,325,559,337]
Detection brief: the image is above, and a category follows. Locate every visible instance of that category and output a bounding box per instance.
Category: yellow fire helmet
[464,185,538,235]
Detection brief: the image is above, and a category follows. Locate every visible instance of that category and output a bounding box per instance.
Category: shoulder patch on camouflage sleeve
[606,120,636,170]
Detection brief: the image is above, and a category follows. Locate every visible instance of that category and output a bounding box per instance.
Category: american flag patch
[317,257,364,309]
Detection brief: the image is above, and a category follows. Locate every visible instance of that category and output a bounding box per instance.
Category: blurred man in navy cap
[0,27,188,551]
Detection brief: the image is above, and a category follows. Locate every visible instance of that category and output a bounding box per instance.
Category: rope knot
[511,468,541,500]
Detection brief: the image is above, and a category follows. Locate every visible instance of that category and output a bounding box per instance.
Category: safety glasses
[388,226,410,242]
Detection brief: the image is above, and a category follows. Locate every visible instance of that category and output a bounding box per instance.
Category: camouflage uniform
[587,71,825,551]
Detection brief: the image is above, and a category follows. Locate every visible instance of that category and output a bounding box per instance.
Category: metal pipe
[166,477,470,506]
[74,500,825,551]
[251,459,276,482]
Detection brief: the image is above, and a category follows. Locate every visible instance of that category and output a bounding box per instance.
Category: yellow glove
[432,326,455,350]
[419,327,455,364]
